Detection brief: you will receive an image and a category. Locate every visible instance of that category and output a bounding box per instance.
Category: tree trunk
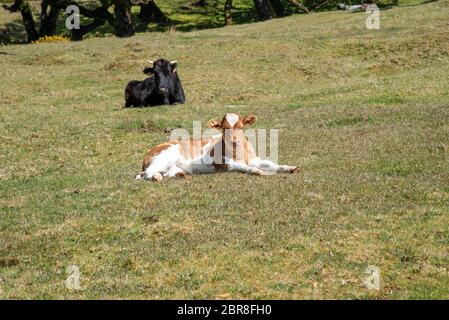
[3,0,39,42]
[50,0,114,41]
[138,0,170,24]
[71,18,105,41]
[114,0,135,37]
[19,0,39,41]
[270,0,285,17]
[224,0,232,25]
[40,0,61,36]
[253,0,276,21]
[192,0,207,6]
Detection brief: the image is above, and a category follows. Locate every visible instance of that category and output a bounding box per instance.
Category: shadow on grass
[399,0,440,7]
[148,0,256,32]
[0,17,27,44]
[0,0,437,45]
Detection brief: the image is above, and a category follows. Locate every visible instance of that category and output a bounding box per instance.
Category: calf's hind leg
[137,159,169,182]
[250,158,299,174]
[136,171,163,182]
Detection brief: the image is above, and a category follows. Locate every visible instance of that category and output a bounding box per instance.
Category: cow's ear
[170,61,177,73]
[143,67,154,75]
[243,115,257,126]
[208,120,221,129]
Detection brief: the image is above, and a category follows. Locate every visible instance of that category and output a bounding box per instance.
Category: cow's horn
[147,60,154,65]
[170,60,178,65]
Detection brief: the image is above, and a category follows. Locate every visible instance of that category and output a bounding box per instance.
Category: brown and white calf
[135,113,299,181]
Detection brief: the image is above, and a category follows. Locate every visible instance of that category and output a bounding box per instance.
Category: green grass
[0,0,420,44]
[0,0,257,44]
[1,0,449,299]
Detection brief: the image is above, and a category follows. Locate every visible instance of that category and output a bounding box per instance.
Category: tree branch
[309,0,332,11]
[3,0,39,42]
[50,0,115,25]
[287,0,309,13]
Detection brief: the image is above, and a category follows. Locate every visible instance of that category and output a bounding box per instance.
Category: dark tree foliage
[253,0,354,18]
[3,0,364,43]
[192,0,208,7]
[253,0,276,20]
[252,0,291,20]
[114,0,135,37]
[3,0,39,42]
[270,0,286,17]
[137,0,170,25]
[52,0,115,41]
[2,0,171,41]
[40,0,61,36]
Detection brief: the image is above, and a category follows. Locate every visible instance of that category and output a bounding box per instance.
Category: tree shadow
[1,0,439,45]
[399,0,439,7]
[147,1,256,32]
[0,1,257,44]
[0,17,27,44]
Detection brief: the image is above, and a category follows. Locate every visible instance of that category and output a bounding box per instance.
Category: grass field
[1,0,449,299]
[0,0,257,44]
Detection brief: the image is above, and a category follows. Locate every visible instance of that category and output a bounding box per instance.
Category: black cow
[124,59,186,107]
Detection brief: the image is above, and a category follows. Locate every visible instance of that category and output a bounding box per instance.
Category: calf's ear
[208,120,222,129]
[143,67,154,74]
[243,115,257,125]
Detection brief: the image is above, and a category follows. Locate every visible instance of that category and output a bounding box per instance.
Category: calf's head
[208,113,257,149]
[144,59,178,95]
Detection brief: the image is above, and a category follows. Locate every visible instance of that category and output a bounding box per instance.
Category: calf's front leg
[227,161,266,176]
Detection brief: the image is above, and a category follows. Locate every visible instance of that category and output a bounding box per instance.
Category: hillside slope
[0,1,448,299]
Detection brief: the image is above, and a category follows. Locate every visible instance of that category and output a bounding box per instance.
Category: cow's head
[208,113,257,149]
[143,59,178,95]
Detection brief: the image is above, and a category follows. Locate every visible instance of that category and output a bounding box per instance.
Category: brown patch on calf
[209,142,229,171]
[142,141,178,171]
[290,167,300,174]
[208,114,258,165]
[178,138,214,160]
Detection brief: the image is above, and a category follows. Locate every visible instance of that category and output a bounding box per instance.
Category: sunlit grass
[0,0,448,299]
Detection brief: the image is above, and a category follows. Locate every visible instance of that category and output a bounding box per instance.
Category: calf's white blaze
[225,113,239,127]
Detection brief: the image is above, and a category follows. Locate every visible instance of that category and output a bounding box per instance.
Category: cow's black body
[124,59,185,108]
